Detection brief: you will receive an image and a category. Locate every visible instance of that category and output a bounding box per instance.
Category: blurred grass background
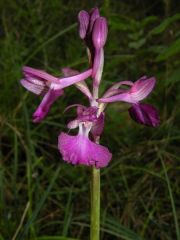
[0,0,180,239]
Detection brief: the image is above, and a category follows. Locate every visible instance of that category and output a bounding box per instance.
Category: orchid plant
[20,7,160,240]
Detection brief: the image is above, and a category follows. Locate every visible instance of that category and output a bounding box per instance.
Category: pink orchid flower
[20,7,159,168]
[59,105,111,168]
[98,76,160,127]
[20,66,92,122]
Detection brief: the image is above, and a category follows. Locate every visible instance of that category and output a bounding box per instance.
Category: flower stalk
[91,166,100,240]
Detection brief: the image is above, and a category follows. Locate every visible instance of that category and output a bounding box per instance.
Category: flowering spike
[20,7,159,173]
[92,17,108,49]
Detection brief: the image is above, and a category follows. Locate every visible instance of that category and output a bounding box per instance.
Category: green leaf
[156,38,180,61]
[141,16,158,28]
[149,14,180,35]
[102,217,144,240]
[109,19,131,31]
[19,166,61,240]
[165,68,180,86]
[128,38,146,49]
[109,15,137,31]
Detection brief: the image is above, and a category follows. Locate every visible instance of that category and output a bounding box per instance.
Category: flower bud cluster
[78,7,108,93]
[78,8,108,50]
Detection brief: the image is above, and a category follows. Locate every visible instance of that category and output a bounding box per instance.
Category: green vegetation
[0,0,179,239]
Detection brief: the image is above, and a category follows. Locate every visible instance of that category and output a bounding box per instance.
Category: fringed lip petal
[33,89,64,122]
[58,132,112,168]
[128,103,160,127]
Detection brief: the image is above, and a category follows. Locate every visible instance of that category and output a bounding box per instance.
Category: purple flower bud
[128,103,160,127]
[89,7,100,32]
[92,17,108,49]
[78,10,90,39]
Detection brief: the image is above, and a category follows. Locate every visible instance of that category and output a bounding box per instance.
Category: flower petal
[130,77,156,102]
[24,75,47,86]
[92,48,104,80]
[58,68,92,88]
[23,66,59,83]
[58,132,112,168]
[61,67,79,77]
[99,77,156,104]
[98,91,133,103]
[67,119,80,129]
[89,7,100,32]
[33,89,63,122]
[78,106,98,122]
[62,67,92,99]
[20,79,48,95]
[128,103,160,127]
[91,112,105,137]
[102,81,133,98]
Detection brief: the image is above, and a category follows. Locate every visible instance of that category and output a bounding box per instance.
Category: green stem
[90,166,100,240]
